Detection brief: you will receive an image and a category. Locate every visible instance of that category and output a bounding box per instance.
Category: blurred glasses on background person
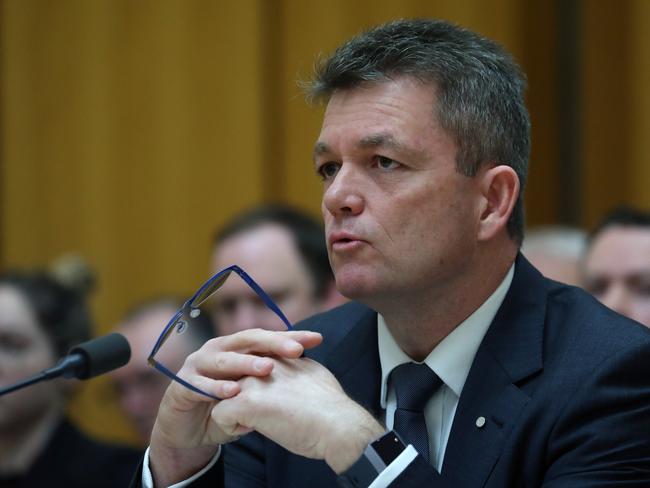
[148,265,293,399]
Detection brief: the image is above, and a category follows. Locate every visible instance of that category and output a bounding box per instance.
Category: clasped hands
[149,329,384,487]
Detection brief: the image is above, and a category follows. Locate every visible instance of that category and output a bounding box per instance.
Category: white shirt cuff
[141,445,222,488]
[368,445,418,488]
[140,443,415,488]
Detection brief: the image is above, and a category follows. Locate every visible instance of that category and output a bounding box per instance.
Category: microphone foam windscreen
[68,333,131,379]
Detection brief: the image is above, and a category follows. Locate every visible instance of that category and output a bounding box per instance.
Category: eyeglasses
[147,265,293,399]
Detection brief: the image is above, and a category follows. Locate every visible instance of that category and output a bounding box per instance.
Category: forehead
[586,226,650,272]
[121,308,176,346]
[0,285,43,338]
[211,223,312,287]
[317,77,439,147]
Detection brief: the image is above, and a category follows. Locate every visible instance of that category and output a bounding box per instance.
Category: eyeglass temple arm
[231,266,294,330]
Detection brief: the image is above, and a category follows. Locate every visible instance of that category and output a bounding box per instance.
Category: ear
[476,165,519,242]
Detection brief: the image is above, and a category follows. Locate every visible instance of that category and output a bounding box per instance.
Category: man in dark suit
[141,19,650,487]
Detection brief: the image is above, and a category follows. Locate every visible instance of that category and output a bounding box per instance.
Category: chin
[334,268,380,301]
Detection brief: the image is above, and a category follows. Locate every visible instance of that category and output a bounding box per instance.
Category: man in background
[110,297,213,445]
[521,225,586,286]
[583,206,650,328]
[208,203,346,335]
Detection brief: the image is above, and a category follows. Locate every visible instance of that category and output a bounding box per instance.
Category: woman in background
[0,267,141,487]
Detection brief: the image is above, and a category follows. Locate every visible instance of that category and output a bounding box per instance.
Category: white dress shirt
[143,265,514,488]
[369,265,514,487]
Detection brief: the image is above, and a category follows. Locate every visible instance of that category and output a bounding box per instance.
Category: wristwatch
[338,430,407,488]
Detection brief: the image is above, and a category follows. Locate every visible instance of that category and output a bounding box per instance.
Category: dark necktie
[390,362,443,463]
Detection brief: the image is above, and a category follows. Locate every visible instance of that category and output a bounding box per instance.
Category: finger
[210,379,240,399]
[210,396,247,433]
[209,329,323,358]
[232,425,254,436]
[189,350,275,380]
[292,330,323,351]
[213,420,254,439]
[167,376,241,405]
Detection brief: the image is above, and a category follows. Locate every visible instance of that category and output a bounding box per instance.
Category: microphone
[0,333,131,396]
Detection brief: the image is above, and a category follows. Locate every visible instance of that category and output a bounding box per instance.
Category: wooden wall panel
[581,0,632,227]
[628,0,650,209]
[520,1,560,225]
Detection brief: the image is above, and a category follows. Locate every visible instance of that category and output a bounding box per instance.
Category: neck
[0,407,61,474]
[375,244,517,361]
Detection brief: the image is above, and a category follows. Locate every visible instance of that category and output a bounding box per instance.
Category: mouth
[328,232,367,250]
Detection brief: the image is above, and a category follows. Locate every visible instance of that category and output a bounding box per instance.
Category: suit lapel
[325,309,383,417]
[441,255,547,486]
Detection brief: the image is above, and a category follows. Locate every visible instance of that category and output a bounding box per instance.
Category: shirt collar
[378,264,514,408]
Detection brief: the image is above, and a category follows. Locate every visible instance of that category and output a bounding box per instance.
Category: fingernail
[254,358,271,371]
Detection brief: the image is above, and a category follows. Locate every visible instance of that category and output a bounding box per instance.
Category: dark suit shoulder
[544,280,650,363]
[28,419,142,488]
[293,301,375,363]
[494,256,650,381]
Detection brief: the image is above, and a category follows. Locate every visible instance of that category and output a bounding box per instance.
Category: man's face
[0,285,60,432]
[583,226,650,327]
[111,306,186,443]
[315,77,483,306]
[210,224,321,335]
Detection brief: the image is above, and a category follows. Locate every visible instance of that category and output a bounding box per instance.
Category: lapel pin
[475,416,486,428]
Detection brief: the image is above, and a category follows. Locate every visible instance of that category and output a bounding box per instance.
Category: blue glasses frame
[147,265,293,399]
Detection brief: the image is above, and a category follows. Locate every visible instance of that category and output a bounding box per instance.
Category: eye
[584,278,608,297]
[630,277,650,297]
[0,333,31,355]
[211,297,237,317]
[373,155,400,170]
[317,162,340,180]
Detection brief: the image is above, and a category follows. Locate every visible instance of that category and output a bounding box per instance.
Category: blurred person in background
[209,203,346,335]
[521,225,587,286]
[0,268,140,487]
[110,297,214,445]
[583,206,650,328]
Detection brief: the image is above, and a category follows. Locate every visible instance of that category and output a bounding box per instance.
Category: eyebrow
[313,141,330,160]
[313,132,423,162]
[359,132,404,151]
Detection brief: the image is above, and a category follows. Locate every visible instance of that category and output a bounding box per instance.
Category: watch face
[374,431,406,465]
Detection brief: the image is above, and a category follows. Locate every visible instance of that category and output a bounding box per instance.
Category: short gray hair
[307,19,530,244]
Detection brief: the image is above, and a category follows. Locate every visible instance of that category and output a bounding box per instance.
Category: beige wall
[1,0,648,445]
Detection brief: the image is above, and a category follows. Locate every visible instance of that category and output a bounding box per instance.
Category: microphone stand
[0,354,85,396]
[0,333,130,397]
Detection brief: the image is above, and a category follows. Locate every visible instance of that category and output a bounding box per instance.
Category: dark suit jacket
[140,256,650,487]
[1,418,142,488]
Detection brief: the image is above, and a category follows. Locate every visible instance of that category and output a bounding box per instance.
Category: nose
[323,164,364,218]
[230,304,258,332]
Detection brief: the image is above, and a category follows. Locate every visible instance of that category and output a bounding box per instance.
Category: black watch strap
[338,431,406,488]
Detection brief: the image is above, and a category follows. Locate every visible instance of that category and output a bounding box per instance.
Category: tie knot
[390,362,442,411]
